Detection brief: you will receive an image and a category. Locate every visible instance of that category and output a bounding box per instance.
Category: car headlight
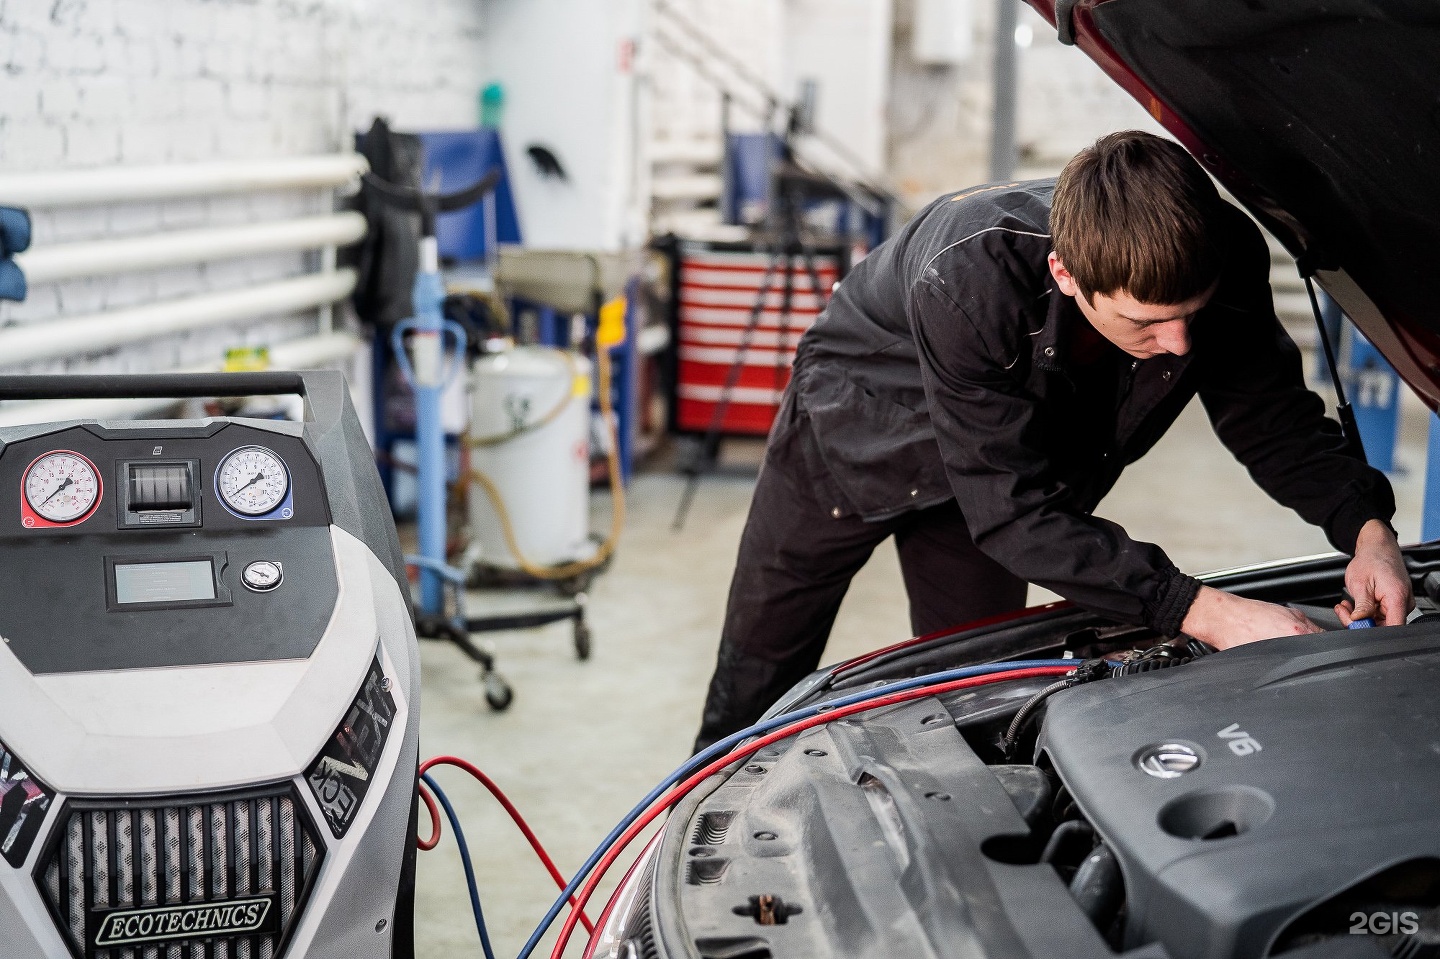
[305,657,398,838]
[586,834,664,959]
[0,738,55,867]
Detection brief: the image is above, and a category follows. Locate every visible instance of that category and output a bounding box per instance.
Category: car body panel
[1022,0,1440,409]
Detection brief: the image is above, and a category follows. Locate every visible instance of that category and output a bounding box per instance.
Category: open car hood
[1022,0,1440,406]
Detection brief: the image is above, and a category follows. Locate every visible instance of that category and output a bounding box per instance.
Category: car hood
[1023,0,1440,406]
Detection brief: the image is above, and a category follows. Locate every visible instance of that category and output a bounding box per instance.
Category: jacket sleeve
[1195,220,1395,555]
[911,280,1201,636]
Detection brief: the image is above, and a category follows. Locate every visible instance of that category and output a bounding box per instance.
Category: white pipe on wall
[0,269,357,368]
[0,155,368,209]
[13,212,367,285]
[0,332,363,428]
[318,244,339,334]
[0,153,370,424]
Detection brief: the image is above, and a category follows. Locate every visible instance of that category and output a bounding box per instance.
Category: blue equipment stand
[1317,292,1440,544]
[390,262,467,616]
[722,132,890,252]
[1425,417,1440,542]
[372,129,522,502]
[1346,325,1401,475]
[419,130,522,262]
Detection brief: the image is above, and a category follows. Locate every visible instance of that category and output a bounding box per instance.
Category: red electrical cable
[555,665,1074,959]
[420,755,598,936]
[417,780,442,851]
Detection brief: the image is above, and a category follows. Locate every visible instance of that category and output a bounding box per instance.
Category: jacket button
[1043,347,1055,357]
[910,489,919,497]
[1162,370,1172,381]
[831,507,842,518]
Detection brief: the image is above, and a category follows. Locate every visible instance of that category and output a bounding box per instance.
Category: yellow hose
[463,345,626,580]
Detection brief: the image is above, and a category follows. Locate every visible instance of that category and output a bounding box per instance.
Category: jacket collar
[1031,285,1196,382]
[1032,285,1082,373]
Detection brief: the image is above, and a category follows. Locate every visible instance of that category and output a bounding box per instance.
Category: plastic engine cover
[1039,627,1440,959]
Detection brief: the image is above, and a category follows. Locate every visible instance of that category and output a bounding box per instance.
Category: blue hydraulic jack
[365,168,517,710]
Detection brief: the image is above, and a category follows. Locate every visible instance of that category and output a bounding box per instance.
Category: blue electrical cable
[423,771,499,959]
[514,657,1077,959]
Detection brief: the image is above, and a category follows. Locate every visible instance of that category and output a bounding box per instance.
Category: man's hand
[1336,518,1413,626]
[1180,585,1322,650]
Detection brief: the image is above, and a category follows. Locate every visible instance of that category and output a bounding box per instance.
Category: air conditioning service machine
[0,371,422,959]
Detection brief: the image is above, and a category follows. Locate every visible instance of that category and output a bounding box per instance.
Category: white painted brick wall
[1013,2,1165,172]
[889,0,1168,209]
[0,0,489,376]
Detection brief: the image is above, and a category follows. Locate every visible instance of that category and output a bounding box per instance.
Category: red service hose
[420,755,597,935]
[417,780,443,851]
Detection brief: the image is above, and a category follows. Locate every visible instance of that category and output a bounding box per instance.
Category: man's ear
[1048,251,1081,299]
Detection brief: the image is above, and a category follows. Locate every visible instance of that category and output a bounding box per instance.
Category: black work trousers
[693,457,1028,752]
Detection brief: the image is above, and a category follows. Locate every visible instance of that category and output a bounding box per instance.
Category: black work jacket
[776,179,1395,636]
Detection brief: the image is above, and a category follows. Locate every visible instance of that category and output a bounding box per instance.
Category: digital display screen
[113,560,216,605]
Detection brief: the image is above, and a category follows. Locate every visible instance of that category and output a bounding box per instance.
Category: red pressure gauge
[21,450,103,528]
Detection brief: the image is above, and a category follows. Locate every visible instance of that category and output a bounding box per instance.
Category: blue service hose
[513,657,1078,959]
[423,772,499,959]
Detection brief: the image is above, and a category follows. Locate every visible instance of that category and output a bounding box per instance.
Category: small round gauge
[216,446,290,516]
[241,560,283,592]
[24,450,101,524]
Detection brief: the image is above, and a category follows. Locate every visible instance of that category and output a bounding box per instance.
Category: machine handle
[403,554,468,584]
[0,371,308,401]
[362,169,502,214]
[390,319,468,390]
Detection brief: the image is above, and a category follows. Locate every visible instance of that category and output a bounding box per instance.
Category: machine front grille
[34,782,325,959]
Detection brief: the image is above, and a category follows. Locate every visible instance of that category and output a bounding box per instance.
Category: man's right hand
[1180,584,1323,650]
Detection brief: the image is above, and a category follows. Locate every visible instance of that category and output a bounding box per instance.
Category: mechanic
[694,130,1413,751]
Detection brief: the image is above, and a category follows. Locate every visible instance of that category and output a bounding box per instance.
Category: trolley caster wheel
[573,622,592,661]
[483,672,514,711]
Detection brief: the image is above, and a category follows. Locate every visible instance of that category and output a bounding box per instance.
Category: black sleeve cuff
[1146,565,1204,638]
[1325,498,1394,555]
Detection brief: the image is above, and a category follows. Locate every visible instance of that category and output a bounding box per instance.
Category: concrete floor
[411,387,1432,959]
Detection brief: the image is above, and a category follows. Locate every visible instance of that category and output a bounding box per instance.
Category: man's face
[1048,252,1216,360]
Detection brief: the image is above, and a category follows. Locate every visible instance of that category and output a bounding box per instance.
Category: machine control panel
[0,421,338,674]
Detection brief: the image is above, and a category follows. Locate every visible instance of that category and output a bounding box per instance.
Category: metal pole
[989,0,1020,182]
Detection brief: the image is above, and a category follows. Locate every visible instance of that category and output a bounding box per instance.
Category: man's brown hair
[1051,130,1223,304]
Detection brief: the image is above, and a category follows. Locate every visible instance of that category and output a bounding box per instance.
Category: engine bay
[641,591,1440,959]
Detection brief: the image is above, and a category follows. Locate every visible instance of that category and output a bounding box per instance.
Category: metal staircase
[643,0,896,241]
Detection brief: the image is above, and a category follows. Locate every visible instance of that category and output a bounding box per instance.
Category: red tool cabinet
[672,245,842,437]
